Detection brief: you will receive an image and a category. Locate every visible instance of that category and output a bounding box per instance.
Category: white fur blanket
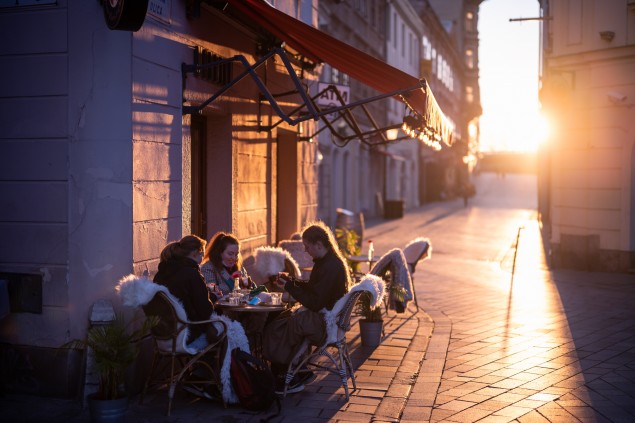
[370,248,414,303]
[320,274,385,344]
[287,274,385,367]
[115,274,250,404]
[254,246,302,278]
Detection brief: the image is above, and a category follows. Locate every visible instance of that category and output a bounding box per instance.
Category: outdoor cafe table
[215,301,287,358]
[215,303,286,313]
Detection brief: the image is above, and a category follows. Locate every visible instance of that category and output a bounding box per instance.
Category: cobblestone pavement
[2,306,430,422]
[368,173,635,423]
[3,173,635,422]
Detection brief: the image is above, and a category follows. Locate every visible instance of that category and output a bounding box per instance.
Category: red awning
[223,0,452,145]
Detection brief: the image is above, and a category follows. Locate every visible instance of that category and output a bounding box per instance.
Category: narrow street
[367,172,635,422]
[3,172,634,422]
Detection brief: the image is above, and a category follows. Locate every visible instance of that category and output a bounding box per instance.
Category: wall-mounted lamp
[599,31,615,42]
[385,128,400,141]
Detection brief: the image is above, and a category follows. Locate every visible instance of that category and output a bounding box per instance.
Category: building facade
[316,0,482,226]
[424,0,483,201]
[316,0,390,226]
[384,0,424,211]
[0,0,319,396]
[538,0,635,272]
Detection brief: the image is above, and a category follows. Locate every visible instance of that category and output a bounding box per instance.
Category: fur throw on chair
[321,274,386,344]
[370,248,414,303]
[116,274,250,404]
[254,246,302,279]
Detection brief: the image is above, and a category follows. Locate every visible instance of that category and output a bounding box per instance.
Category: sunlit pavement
[3,173,635,422]
[367,173,635,423]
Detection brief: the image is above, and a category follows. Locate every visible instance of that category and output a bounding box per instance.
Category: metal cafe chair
[402,237,432,308]
[282,290,366,401]
[140,292,228,416]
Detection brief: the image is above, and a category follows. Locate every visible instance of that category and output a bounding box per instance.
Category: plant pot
[359,319,383,347]
[88,394,128,423]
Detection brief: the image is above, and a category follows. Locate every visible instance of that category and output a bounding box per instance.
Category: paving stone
[6,184,635,423]
[516,409,551,423]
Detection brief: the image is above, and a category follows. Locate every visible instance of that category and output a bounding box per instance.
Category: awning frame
[265,83,420,146]
[182,47,428,147]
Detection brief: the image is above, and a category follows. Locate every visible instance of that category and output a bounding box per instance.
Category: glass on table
[270,292,283,305]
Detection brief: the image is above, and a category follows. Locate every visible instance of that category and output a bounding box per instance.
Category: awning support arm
[182,47,425,124]
[182,47,320,119]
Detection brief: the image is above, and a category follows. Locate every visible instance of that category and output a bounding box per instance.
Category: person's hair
[160,235,206,263]
[302,221,352,287]
[204,232,242,270]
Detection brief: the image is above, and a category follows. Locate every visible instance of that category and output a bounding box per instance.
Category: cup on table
[228,296,241,306]
[270,292,283,305]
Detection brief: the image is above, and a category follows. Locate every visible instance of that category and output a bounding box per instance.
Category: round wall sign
[103,0,150,31]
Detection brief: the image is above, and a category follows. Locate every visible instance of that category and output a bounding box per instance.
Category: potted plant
[335,228,361,272]
[357,292,383,347]
[390,283,408,314]
[63,313,155,423]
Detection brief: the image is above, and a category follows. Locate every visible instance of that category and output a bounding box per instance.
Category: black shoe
[274,375,304,395]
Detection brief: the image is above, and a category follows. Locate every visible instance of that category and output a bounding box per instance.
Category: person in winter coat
[153,234,219,345]
[262,221,351,394]
[153,234,225,400]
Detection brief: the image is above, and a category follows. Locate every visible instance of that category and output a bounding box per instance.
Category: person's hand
[276,272,290,286]
[208,283,222,296]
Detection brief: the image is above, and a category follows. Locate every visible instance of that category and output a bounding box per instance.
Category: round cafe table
[215,301,287,358]
[215,303,286,313]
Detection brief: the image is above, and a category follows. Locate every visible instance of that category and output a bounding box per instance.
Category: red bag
[229,348,278,412]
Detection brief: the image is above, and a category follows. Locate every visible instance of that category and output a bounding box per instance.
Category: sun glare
[478,0,542,153]
[520,110,550,152]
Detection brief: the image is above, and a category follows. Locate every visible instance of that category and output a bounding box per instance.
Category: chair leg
[342,343,356,391]
[166,354,178,416]
[411,281,419,311]
[140,351,160,405]
[167,381,176,416]
[335,343,350,401]
[339,365,349,400]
